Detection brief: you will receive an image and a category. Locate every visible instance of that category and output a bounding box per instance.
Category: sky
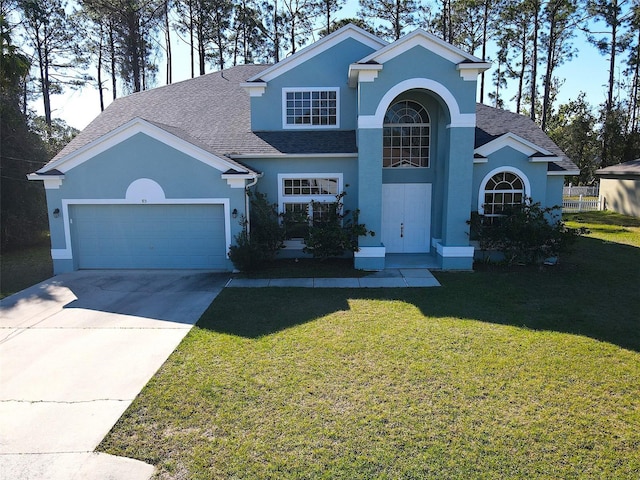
[31,1,615,131]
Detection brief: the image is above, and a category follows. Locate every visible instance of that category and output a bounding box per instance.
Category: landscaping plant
[470,200,586,265]
[303,191,374,259]
[228,191,285,271]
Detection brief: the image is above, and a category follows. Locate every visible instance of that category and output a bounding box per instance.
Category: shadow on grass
[199,235,640,352]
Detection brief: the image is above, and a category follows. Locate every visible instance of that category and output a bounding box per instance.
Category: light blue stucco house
[29,25,578,273]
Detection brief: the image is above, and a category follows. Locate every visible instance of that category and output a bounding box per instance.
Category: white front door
[382,183,431,253]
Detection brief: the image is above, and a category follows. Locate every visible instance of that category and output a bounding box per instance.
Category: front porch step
[384,253,439,269]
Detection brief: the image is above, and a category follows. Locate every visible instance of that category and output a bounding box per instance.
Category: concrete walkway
[0,270,227,480]
[226,268,441,288]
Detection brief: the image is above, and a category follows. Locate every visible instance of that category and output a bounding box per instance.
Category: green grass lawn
[0,244,53,299]
[91,212,635,478]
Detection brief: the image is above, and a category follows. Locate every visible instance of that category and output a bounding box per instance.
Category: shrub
[303,192,375,259]
[228,191,284,271]
[469,201,586,266]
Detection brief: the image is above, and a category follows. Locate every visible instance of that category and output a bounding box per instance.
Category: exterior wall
[245,156,359,258]
[250,38,377,131]
[472,146,551,212]
[354,45,478,270]
[45,133,245,273]
[600,177,640,218]
[357,47,476,118]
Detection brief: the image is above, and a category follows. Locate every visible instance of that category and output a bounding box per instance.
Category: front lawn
[99,212,640,479]
[0,244,52,299]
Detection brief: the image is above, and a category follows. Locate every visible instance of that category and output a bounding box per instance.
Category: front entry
[382,183,431,253]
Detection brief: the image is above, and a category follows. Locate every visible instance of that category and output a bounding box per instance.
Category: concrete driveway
[0,270,228,480]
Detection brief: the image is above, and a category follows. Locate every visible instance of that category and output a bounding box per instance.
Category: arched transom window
[383,100,430,168]
[483,171,525,218]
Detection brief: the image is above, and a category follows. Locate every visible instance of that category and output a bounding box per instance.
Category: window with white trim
[283,88,339,128]
[278,174,342,238]
[383,100,430,168]
[482,171,525,219]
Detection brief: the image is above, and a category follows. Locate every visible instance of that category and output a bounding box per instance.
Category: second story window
[283,88,339,128]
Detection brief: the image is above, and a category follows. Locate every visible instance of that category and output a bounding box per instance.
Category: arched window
[482,171,525,218]
[383,100,430,168]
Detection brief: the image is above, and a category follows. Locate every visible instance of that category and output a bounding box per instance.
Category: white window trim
[278,173,343,210]
[478,167,531,215]
[282,87,340,129]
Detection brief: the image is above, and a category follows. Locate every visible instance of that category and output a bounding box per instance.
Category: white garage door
[71,204,227,269]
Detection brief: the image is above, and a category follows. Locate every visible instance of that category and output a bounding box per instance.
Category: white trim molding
[475,132,553,158]
[36,117,254,177]
[548,169,579,176]
[457,63,492,81]
[277,173,343,213]
[348,63,384,87]
[358,78,475,129]
[477,166,531,215]
[27,174,65,189]
[240,82,267,97]
[246,24,386,83]
[358,28,486,66]
[436,243,474,258]
[282,87,341,129]
[354,246,386,258]
[56,197,232,263]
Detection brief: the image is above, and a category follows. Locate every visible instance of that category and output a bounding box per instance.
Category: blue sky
[36,0,615,130]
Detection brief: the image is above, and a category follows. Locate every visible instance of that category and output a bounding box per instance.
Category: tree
[230,0,265,65]
[586,0,633,166]
[547,93,600,184]
[281,0,314,55]
[315,0,345,34]
[358,0,418,40]
[19,0,88,129]
[0,12,49,249]
[494,0,535,114]
[81,0,163,92]
[540,0,579,131]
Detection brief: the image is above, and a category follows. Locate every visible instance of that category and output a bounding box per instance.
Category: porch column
[354,127,386,270]
[437,125,475,269]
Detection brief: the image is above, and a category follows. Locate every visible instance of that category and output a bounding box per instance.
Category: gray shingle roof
[46,65,576,175]
[475,103,578,173]
[596,159,640,176]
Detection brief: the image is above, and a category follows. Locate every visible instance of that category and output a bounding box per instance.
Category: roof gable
[474,132,556,159]
[245,24,386,83]
[38,117,255,176]
[357,28,488,66]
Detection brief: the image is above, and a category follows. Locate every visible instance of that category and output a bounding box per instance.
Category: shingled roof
[475,103,577,173]
[46,64,575,174]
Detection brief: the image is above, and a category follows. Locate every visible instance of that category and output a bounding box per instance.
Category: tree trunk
[189,0,195,78]
[165,0,172,84]
[109,22,117,100]
[530,2,539,122]
[98,25,105,111]
[541,8,557,132]
[479,1,489,103]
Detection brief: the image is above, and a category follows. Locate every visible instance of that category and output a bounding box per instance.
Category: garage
[70,204,227,269]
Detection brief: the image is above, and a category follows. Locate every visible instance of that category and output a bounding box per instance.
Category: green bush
[469,201,586,266]
[228,191,284,271]
[303,192,374,259]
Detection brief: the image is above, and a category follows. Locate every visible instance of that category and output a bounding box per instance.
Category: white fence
[563,185,599,197]
[562,195,601,213]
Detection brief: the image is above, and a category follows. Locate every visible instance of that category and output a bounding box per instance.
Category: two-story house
[29,25,578,273]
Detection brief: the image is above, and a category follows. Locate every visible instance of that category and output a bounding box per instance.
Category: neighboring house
[596,159,640,218]
[29,25,578,273]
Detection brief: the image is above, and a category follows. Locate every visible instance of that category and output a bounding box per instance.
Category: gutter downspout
[244,173,262,235]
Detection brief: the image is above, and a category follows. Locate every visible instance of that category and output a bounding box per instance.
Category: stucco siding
[600,177,640,218]
[472,146,551,212]
[250,38,377,131]
[358,46,477,118]
[45,133,244,273]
